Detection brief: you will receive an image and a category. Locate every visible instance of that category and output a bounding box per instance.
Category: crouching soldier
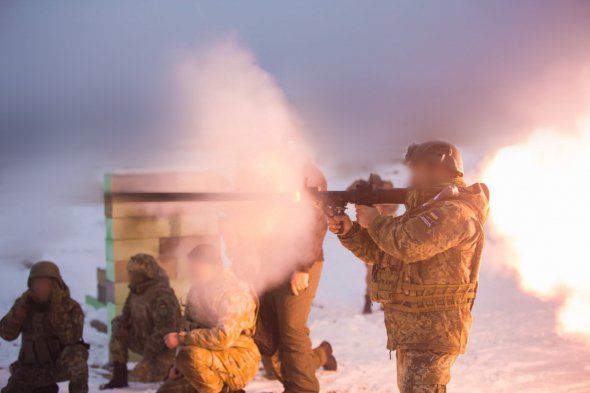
[100,254,182,390]
[0,261,89,393]
[157,244,261,393]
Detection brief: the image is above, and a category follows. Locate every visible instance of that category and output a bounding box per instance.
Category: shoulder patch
[419,209,442,228]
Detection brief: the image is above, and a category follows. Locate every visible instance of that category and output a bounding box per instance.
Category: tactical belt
[373,282,477,313]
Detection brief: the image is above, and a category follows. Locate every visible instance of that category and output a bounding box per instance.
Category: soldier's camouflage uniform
[338,179,489,393]
[157,269,260,393]
[109,254,182,382]
[0,261,89,393]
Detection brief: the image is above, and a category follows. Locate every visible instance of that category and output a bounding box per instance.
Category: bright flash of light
[482,119,590,342]
[295,190,301,202]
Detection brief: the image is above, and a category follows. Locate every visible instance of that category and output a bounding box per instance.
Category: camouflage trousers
[157,339,261,393]
[1,344,89,393]
[109,316,175,382]
[261,344,329,381]
[395,349,457,393]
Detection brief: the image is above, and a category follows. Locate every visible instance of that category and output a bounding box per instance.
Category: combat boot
[99,362,129,390]
[319,341,338,371]
[363,295,372,314]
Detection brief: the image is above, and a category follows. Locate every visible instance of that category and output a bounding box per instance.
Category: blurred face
[189,260,220,286]
[408,161,455,189]
[31,277,53,303]
[128,271,146,288]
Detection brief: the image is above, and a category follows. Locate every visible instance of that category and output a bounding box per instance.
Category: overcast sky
[1,1,590,175]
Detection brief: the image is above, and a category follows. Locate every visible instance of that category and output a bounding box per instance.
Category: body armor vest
[20,308,63,367]
[369,192,485,313]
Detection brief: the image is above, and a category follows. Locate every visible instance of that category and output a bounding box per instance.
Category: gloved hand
[15,290,35,311]
[164,332,186,349]
[355,205,380,229]
[327,214,353,235]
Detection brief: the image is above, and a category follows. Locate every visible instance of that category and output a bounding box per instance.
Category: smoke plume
[177,39,322,293]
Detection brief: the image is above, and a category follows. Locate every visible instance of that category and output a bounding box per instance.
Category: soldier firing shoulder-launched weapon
[105,176,408,218]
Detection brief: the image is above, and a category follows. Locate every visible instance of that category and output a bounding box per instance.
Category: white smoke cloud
[176,39,321,292]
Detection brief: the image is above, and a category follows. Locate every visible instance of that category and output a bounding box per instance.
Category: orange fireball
[482,118,590,343]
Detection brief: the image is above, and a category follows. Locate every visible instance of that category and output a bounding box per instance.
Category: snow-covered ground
[1,204,589,393]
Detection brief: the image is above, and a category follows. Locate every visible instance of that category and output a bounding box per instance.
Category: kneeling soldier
[101,253,182,389]
[0,261,89,393]
[158,244,261,393]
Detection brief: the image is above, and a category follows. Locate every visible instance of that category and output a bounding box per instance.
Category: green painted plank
[105,218,113,240]
[107,302,116,336]
[85,295,106,309]
[106,259,115,282]
[105,239,114,262]
[103,174,112,194]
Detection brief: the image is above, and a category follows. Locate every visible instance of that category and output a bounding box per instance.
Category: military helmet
[404,141,464,176]
[28,260,64,288]
[127,253,160,279]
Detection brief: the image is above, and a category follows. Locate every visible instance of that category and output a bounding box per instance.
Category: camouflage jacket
[182,269,258,351]
[0,286,85,367]
[118,275,182,358]
[340,182,489,354]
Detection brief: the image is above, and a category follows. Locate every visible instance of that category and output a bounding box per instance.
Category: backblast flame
[482,118,590,343]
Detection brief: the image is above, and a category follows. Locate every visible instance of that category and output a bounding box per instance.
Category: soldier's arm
[183,290,256,350]
[144,292,181,358]
[0,292,32,341]
[338,222,393,266]
[367,201,480,263]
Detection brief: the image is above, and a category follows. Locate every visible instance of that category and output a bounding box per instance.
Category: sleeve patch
[419,210,441,228]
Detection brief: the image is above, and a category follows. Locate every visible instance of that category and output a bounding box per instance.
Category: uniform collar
[405,177,466,211]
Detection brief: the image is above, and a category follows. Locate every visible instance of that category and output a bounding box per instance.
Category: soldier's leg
[261,353,282,381]
[100,316,130,389]
[131,350,175,383]
[54,344,89,393]
[1,374,36,393]
[265,340,332,382]
[218,343,261,391]
[174,347,224,393]
[109,316,130,363]
[174,344,260,393]
[1,364,52,393]
[363,265,373,314]
[396,349,457,393]
[274,261,323,393]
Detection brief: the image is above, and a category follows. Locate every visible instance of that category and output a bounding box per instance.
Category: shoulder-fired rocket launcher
[106,182,408,217]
